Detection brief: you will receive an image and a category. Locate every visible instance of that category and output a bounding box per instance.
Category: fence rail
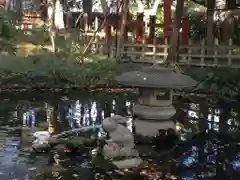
[82,33,240,68]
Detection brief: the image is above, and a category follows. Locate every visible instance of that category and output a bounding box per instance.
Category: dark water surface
[0,90,239,179]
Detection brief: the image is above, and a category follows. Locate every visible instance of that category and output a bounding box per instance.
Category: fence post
[200,39,205,66]
[187,39,192,64]
[181,43,187,62]
[144,16,149,37]
[164,38,168,62]
[120,43,125,58]
[99,36,103,55]
[214,38,219,65]
[228,38,232,66]
[94,17,99,53]
[130,44,135,60]
[141,35,146,62]
[153,37,156,63]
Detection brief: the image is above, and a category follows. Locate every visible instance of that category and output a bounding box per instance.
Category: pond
[0,89,240,180]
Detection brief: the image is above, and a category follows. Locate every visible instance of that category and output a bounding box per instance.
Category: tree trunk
[100,0,110,55]
[164,0,173,38]
[135,0,144,43]
[216,0,233,45]
[166,0,184,68]
[46,102,59,134]
[222,17,234,45]
[136,13,144,43]
[115,97,126,116]
[103,100,111,118]
[206,0,215,53]
[149,15,156,42]
[40,0,47,20]
[82,0,92,31]
[199,100,209,132]
[96,102,102,124]
[116,0,129,57]
[219,101,230,134]
[47,0,56,53]
[148,0,161,42]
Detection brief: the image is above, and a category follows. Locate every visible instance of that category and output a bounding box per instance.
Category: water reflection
[169,98,240,178]
[61,99,133,134]
[0,91,239,179]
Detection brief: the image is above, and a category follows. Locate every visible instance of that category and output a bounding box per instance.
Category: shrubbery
[0,54,138,88]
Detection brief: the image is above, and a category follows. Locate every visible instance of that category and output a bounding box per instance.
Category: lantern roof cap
[115,67,197,89]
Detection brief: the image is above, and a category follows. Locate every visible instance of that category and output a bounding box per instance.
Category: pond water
[0,90,240,180]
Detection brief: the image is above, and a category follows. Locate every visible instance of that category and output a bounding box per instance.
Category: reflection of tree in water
[61,96,240,179]
[178,99,240,139]
[9,91,240,179]
[170,131,240,179]
[45,97,132,161]
[170,99,240,179]
[64,98,133,137]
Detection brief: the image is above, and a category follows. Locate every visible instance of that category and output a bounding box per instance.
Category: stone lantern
[115,67,197,137]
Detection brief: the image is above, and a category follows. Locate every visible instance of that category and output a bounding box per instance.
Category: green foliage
[155,6,164,38]
[0,55,138,88]
[185,67,240,96]
[0,7,14,39]
[0,8,16,53]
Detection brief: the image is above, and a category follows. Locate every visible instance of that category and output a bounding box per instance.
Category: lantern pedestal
[133,118,175,137]
[133,88,176,137]
[134,104,176,120]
